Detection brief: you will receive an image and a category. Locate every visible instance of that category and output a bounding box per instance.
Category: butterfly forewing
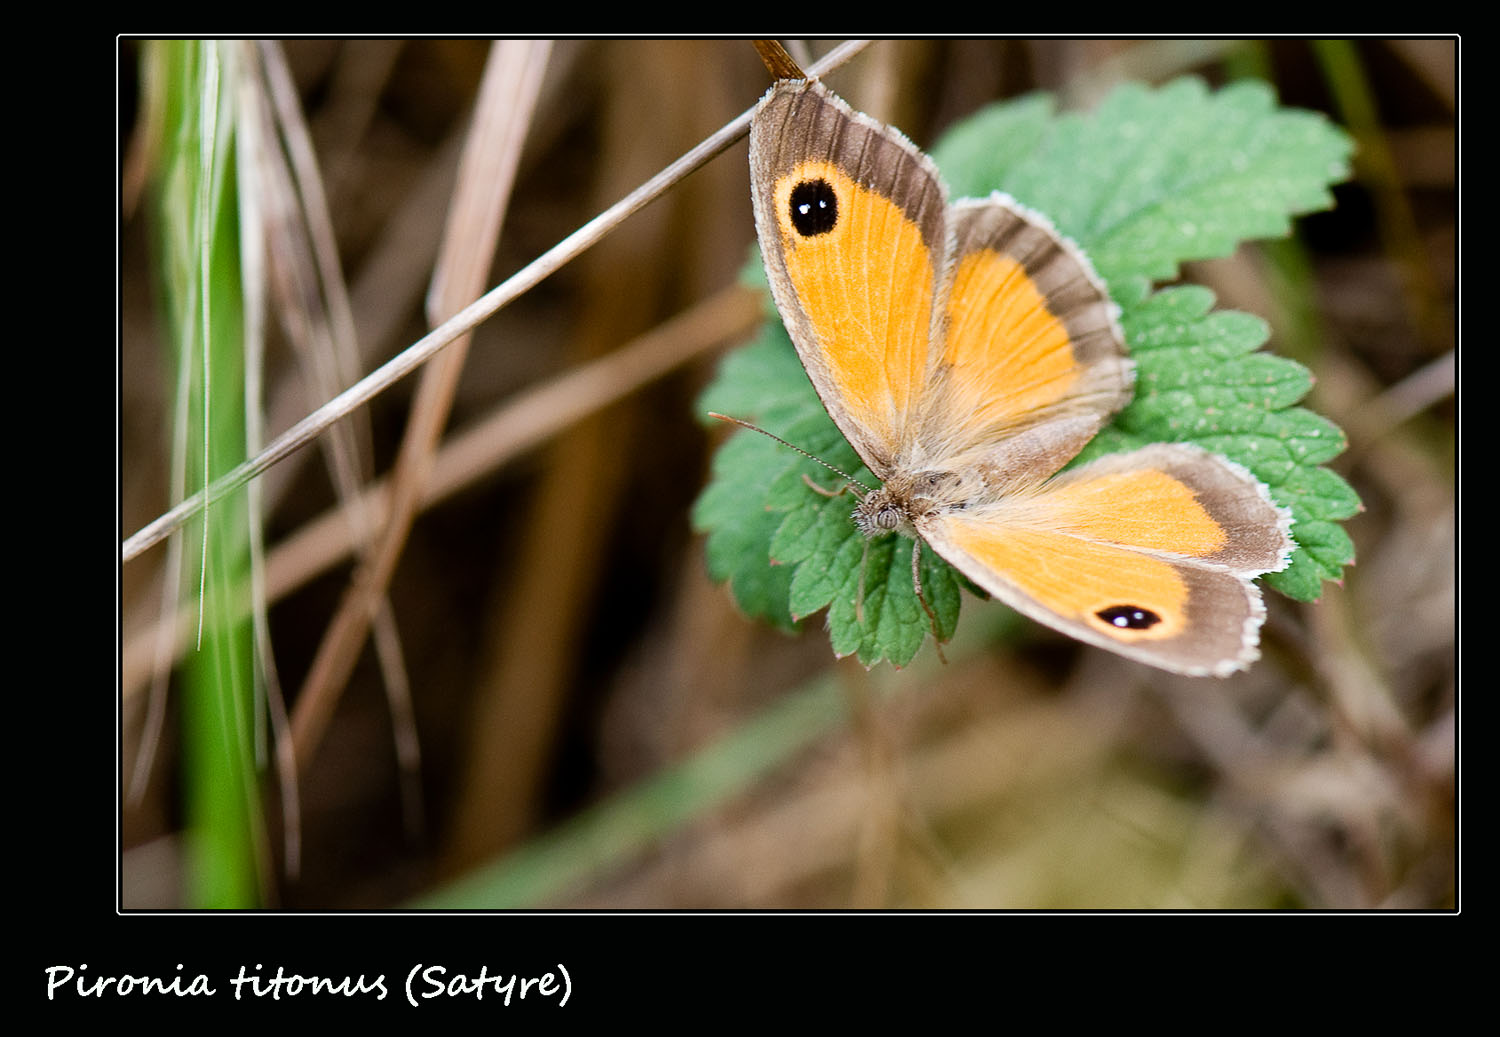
[919,443,1292,675]
[750,79,948,475]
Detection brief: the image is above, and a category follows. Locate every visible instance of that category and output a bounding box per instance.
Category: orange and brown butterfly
[734,77,1293,677]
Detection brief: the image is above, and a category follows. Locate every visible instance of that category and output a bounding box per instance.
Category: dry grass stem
[290,40,552,769]
[121,39,870,565]
[122,281,762,699]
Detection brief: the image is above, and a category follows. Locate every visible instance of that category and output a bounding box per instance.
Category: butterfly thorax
[853,470,969,539]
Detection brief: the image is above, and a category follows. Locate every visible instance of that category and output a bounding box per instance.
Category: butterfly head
[852,487,910,539]
[852,470,966,540]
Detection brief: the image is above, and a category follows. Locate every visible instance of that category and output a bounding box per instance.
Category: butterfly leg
[801,473,851,498]
[856,540,869,625]
[910,540,948,665]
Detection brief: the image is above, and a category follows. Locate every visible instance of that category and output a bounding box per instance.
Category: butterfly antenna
[752,40,807,81]
[707,413,873,496]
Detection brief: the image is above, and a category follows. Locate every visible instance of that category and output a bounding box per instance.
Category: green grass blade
[144,39,261,908]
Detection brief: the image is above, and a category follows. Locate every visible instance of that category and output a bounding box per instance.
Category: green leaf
[948,78,1355,298]
[927,91,1056,196]
[694,77,1357,666]
[1264,519,1356,600]
[694,315,814,425]
[692,409,801,629]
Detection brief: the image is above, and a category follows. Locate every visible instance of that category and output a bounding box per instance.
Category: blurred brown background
[119,39,1455,910]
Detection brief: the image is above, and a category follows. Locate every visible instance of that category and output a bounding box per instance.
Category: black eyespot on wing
[789,179,838,236]
[1096,605,1161,630]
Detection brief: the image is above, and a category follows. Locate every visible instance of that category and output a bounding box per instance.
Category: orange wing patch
[942,248,1080,431]
[943,520,1189,641]
[1042,468,1229,557]
[774,160,935,450]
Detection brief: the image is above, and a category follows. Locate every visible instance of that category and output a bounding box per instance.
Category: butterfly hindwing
[919,444,1293,675]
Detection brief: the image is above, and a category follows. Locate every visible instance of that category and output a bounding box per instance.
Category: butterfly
[742,78,1293,676]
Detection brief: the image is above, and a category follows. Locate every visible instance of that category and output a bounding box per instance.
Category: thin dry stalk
[260,40,417,868]
[290,39,553,771]
[122,282,761,700]
[121,39,871,564]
